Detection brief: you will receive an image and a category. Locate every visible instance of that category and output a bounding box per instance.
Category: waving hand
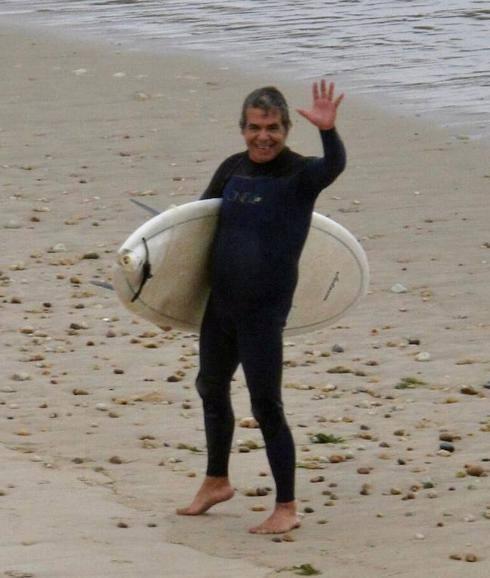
[296,80,344,130]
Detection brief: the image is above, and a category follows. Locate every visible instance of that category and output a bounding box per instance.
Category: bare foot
[249,501,301,534]
[177,476,234,516]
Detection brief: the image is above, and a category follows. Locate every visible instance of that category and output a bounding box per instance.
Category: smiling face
[241,107,289,164]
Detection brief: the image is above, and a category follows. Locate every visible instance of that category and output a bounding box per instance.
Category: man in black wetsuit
[177,80,346,534]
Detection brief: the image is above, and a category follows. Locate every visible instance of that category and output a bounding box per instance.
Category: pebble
[239,417,260,428]
[360,483,372,495]
[460,385,478,395]
[237,439,261,450]
[391,283,408,293]
[402,492,416,501]
[4,220,22,229]
[243,487,270,497]
[439,432,457,442]
[10,262,26,271]
[310,476,325,483]
[415,352,431,362]
[439,442,455,452]
[49,243,67,253]
[11,372,31,382]
[82,252,100,260]
[465,464,485,477]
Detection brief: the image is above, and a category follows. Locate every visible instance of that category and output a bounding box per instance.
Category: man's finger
[334,93,345,108]
[312,82,320,101]
[296,108,310,119]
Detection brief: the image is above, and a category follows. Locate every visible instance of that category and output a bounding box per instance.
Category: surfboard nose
[118,249,143,272]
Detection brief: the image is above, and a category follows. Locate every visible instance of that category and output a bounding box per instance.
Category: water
[1,0,488,139]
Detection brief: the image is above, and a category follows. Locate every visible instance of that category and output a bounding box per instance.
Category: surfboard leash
[131,237,153,302]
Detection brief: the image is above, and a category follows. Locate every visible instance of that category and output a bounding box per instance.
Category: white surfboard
[112,199,369,336]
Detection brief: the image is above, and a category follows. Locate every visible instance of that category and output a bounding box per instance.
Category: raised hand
[296,80,344,130]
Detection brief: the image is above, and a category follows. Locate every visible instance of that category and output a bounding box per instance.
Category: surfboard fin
[91,280,114,291]
[129,198,160,216]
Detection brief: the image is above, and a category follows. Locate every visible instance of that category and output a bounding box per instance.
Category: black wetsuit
[197,128,346,503]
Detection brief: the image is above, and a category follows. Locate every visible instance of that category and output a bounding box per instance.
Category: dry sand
[1,24,490,578]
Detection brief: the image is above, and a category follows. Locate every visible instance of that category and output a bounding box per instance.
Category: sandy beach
[1,24,489,578]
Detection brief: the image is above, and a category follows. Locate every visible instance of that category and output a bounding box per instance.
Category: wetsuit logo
[228,190,263,204]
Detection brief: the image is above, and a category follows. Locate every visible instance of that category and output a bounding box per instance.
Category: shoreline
[1,16,489,144]
[1,24,490,578]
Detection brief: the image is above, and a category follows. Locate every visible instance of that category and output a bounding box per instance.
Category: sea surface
[1,0,489,139]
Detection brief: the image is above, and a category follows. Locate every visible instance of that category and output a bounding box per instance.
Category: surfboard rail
[112,199,369,336]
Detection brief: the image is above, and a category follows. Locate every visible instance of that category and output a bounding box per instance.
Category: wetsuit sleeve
[302,128,346,197]
[200,161,228,199]
[199,153,244,200]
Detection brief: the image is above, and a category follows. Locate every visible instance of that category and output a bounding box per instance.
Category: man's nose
[257,128,270,139]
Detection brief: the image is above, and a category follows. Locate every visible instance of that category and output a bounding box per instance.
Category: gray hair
[239,86,291,132]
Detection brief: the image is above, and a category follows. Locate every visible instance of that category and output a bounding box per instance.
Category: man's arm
[297,80,346,192]
[200,162,228,200]
[310,127,346,189]
[199,153,245,200]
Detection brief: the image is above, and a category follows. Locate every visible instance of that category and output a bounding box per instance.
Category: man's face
[241,107,288,164]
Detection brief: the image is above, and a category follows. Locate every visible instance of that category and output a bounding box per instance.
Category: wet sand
[1,24,489,578]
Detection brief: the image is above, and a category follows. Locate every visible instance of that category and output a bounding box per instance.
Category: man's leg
[237,314,300,533]
[177,300,239,515]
